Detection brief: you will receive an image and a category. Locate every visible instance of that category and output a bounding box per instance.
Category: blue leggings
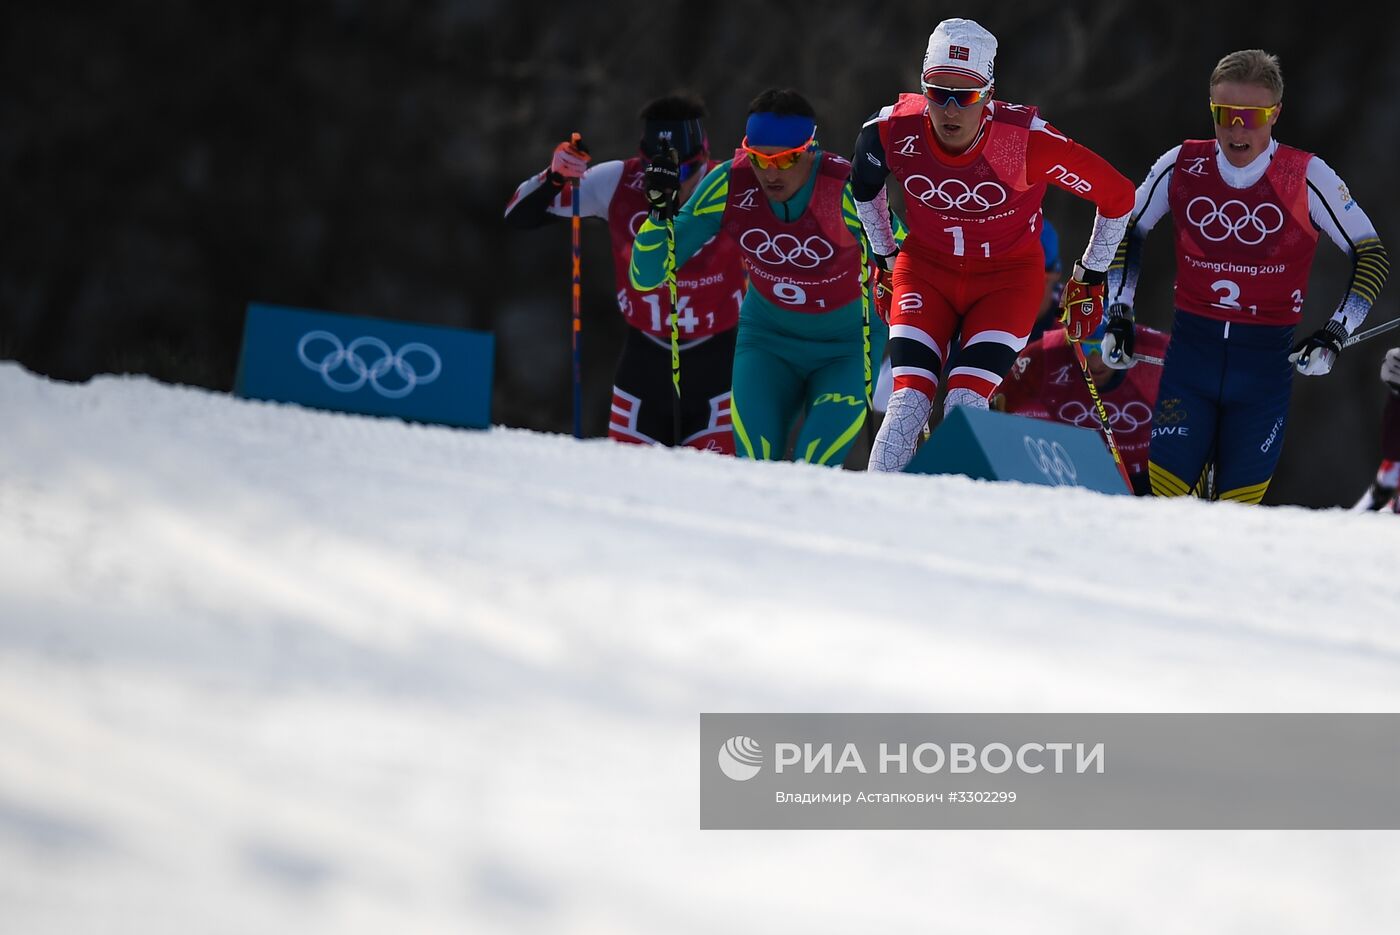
[1148,311,1294,504]
[730,294,886,466]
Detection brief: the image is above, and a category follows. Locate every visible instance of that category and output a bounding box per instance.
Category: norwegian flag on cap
[922,18,997,86]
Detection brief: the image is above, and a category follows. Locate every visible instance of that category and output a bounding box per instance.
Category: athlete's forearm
[1081,210,1130,274]
[503,159,624,228]
[856,189,898,259]
[849,118,891,202]
[503,171,564,229]
[629,167,728,291]
[1307,158,1391,333]
[1332,238,1390,333]
[1106,148,1176,308]
[1107,223,1150,308]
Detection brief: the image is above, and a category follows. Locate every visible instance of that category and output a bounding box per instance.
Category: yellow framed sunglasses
[1209,102,1279,128]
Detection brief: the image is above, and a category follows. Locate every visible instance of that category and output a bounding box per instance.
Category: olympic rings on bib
[738,229,835,269]
[1184,196,1284,245]
[903,176,1008,213]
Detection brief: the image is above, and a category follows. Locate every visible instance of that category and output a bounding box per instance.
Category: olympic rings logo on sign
[738,229,835,269]
[1023,436,1079,486]
[1058,400,1154,432]
[297,331,442,399]
[903,176,1007,213]
[1184,196,1284,245]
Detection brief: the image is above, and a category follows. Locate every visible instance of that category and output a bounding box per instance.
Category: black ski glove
[1288,319,1348,376]
[644,148,681,221]
[1101,304,1136,370]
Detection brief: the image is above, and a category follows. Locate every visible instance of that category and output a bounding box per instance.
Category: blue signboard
[905,406,1129,495]
[235,303,494,429]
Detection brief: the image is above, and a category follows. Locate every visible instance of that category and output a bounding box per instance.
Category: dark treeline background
[4,1,1397,506]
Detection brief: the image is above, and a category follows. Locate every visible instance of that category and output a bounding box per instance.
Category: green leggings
[730,294,887,466]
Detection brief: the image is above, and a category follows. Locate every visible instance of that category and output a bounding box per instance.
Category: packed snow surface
[1,362,1396,934]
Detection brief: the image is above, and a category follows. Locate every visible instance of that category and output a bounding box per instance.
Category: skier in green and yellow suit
[630,88,901,466]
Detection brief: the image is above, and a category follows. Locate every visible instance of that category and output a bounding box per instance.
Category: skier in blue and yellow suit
[631,87,902,467]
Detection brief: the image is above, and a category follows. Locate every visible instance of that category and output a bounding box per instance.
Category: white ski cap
[922,18,997,87]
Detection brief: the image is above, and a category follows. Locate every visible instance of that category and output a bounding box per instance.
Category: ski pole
[1343,314,1400,348]
[569,132,586,440]
[861,263,875,450]
[1131,315,1399,366]
[1069,335,1134,492]
[665,213,682,445]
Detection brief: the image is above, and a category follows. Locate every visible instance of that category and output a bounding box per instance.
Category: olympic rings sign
[904,176,1007,213]
[1184,196,1284,245]
[1058,400,1154,432]
[1023,436,1079,486]
[297,330,442,399]
[738,229,835,269]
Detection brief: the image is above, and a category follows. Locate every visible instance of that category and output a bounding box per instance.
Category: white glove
[1381,347,1400,392]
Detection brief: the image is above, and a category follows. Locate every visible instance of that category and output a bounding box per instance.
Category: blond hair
[1210,50,1284,102]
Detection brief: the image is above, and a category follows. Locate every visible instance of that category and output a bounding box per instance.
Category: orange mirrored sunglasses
[740,135,815,170]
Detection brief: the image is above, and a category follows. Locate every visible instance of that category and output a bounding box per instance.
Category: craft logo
[1260,417,1285,453]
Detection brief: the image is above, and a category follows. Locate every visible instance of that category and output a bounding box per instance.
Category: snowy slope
[1,360,1397,935]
